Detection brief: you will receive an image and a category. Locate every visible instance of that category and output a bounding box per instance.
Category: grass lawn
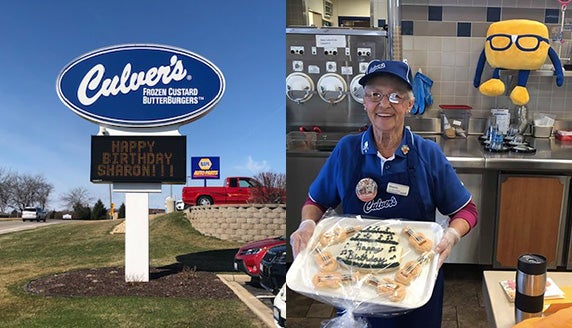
[0,212,265,328]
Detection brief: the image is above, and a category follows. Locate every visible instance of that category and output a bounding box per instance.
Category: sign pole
[114,182,162,282]
[125,192,149,282]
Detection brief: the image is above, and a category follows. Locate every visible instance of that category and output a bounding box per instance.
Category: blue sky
[0,1,285,210]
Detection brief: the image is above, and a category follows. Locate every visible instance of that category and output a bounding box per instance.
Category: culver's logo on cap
[367,62,386,74]
[56,44,225,127]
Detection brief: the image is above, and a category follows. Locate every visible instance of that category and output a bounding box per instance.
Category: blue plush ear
[548,47,564,87]
[474,49,487,88]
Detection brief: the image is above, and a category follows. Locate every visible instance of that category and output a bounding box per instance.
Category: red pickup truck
[182,176,261,206]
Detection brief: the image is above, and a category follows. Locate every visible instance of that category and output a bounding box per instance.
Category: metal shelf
[501,69,572,78]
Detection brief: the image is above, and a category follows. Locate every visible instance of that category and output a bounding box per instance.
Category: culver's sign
[56,44,225,127]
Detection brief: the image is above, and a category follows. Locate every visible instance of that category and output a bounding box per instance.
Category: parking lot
[242,279,276,309]
[217,274,277,327]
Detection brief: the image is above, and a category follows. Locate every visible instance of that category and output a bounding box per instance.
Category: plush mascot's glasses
[486,34,550,52]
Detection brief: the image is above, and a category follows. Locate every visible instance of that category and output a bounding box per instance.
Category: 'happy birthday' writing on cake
[336,224,402,270]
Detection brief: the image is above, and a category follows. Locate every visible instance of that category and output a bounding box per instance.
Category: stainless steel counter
[434,135,572,172]
[433,135,484,169]
[483,137,572,172]
[287,133,572,173]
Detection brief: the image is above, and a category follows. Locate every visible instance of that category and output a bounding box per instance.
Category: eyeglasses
[363,91,404,104]
[486,33,550,52]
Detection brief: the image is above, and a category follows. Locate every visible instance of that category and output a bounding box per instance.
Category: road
[0,218,70,235]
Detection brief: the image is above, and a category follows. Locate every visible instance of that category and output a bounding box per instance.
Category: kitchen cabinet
[494,175,570,269]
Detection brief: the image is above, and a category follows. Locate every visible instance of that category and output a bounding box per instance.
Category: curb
[217,274,275,328]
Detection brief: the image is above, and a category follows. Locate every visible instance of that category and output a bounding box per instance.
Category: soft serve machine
[286,27,387,136]
[286,27,388,244]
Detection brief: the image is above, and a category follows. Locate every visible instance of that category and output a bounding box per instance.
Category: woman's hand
[434,227,461,268]
[290,219,316,258]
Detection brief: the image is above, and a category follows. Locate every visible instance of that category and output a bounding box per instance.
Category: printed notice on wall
[90,136,186,184]
[315,35,346,48]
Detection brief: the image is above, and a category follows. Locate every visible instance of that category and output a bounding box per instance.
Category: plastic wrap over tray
[287,214,443,316]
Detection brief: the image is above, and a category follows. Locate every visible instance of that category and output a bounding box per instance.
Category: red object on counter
[439,105,472,109]
[299,126,322,133]
[555,130,572,141]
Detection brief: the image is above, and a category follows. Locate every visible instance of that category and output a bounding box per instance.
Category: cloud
[237,156,270,174]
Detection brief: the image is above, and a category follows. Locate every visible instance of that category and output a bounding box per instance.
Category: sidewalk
[217,274,275,328]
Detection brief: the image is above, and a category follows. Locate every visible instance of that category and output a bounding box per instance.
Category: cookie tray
[286,216,443,315]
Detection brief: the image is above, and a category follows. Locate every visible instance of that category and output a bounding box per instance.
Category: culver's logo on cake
[56,44,225,127]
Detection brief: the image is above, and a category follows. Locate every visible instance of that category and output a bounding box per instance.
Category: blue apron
[338,129,444,327]
[341,129,434,222]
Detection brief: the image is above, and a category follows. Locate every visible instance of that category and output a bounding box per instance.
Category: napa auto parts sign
[56,44,225,127]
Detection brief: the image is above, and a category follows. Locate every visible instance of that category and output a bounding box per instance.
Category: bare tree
[11,175,35,210]
[36,179,53,209]
[11,173,54,210]
[0,169,16,213]
[60,187,94,211]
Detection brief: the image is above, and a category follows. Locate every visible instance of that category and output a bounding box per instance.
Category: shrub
[249,172,286,204]
[73,202,91,220]
[91,199,108,220]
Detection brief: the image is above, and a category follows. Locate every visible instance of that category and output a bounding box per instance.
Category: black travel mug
[515,254,547,323]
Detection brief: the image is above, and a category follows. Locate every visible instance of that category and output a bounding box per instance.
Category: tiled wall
[400,2,562,38]
[398,1,572,121]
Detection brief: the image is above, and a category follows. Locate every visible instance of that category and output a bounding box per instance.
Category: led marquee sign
[91,136,186,183]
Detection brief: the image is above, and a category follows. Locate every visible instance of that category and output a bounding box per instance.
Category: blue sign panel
[56,44,225,127]
[191,156,220,179]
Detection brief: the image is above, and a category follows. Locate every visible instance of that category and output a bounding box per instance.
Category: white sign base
[125,192,149,282]
[115,183,161,282]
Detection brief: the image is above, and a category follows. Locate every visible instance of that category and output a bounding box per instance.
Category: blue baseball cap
[358,60,413,90]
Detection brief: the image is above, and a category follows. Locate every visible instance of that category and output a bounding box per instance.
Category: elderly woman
[290,60,478,327]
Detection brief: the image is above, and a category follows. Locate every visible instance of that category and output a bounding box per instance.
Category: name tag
[386,182,410,196]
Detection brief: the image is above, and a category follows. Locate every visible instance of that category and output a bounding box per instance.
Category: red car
[234,236,286,279]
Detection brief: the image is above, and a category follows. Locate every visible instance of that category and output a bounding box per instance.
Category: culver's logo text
[56,44,225,127]
[78,55,188,106]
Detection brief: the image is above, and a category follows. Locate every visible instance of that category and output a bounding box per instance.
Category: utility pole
[109,184,114,219]
[109,184,112,207]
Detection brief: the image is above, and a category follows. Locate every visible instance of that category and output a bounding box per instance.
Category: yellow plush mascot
[473,19,564,106]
